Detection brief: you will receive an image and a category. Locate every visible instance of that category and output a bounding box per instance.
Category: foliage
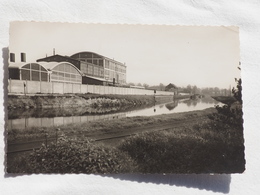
[10,136,135,174]
[232,78,242,103]
[118,130,244,173]
[209,75,243,131]
[208,104,243,131]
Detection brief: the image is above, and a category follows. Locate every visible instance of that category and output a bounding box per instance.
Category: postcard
[7,22,244,174]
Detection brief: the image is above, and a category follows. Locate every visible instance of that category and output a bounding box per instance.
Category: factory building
[70,52,126,85]
[38,52,126,85]
[9,51,126,86]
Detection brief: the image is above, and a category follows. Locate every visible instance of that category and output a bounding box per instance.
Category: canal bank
[8,107,217,147]
[8,95,220,131]
[8,93,182,110]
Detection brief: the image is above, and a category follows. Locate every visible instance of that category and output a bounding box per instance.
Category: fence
[8,79,174,96]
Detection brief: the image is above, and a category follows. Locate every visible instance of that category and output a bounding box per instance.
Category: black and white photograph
[7,22,245,174]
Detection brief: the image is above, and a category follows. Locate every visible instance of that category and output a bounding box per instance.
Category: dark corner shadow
[103,173,231,194]
[4,172,231,194]
[2,47,9,175]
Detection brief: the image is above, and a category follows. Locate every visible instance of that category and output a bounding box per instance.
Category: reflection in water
[125,96,222,117]
[165,100,178,110]
[8,96,222,130]
[8,112,127,130]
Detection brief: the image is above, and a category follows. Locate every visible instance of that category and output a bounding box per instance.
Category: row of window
[10,53,26,63]
[21,69,48,81]
[104,70,126,83]
[80,63,104,78]
[51,71,81,83]
[78,58,104,66]
[74,52,100,59]
[52,63,79,74]
[22,63,47,72]
[104,60,126,73]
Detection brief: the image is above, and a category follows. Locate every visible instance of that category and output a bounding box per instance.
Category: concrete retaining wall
[8,79,174,96]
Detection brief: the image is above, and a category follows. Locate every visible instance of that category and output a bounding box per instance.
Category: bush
[14,136,135,174]
[118,131,242,173]
[208,75,243,132]
[208,104,243,131]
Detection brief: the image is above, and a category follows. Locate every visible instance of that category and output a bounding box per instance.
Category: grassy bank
[8,108,215,143]
[7,106,245,174]
[8,93,181,110]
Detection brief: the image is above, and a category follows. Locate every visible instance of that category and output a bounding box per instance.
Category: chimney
[53,48,55,55]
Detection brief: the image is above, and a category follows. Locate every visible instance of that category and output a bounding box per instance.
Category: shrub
[208,104,243,131]
[15,136,135,174]
[118,129,245,173]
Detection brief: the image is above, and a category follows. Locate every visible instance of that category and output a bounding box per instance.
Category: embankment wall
[8,80,174,96]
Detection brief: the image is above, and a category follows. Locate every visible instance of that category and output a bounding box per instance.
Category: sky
[9,22,241,89]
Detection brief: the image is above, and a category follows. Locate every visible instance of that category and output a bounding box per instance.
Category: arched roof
[70,51,126,66]
[39,61,83,75]
[70,51,103,59]
[9,62,48,72]
[9,62,82,75]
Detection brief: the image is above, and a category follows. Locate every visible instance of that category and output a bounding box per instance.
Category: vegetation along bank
[8,93,188,110]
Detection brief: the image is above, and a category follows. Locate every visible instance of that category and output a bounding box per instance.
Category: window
[88,65,93,75]
[10,53,15,62]
[23,64,30,69]
[94,66,98,76]
[32,71,40,81]
[21,53,26,62]
[99,60,104,66]
[41,72,48,81]
[100,70,104,77]
[21,69,30,80]
[109,62,114,70]
[80,63,88,74]
[105,60,109,68]
[93,59,98,65]
[31,63,40,70]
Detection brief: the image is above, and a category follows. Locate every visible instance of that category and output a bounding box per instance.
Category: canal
[8,96,222,130]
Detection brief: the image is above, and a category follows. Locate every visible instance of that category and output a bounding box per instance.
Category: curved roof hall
[9,62,48,72]
[9,61,83,75]
[39,61,83,75]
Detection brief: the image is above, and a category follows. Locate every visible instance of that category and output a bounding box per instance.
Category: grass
[119,118,244,173]
[8,108,215,143]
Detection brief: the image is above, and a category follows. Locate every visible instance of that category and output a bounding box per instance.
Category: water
[126,96,222,117]
[8,96,222,130]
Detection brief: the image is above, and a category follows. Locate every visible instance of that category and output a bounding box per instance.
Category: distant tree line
[127,82,232,96]
[179,85,232,96]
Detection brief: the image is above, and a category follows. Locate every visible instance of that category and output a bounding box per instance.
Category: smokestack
[53,48,55,55]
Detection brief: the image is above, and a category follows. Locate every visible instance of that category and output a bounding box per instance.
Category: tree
[187,85,192,94]
[142,83,149,89]
[159,83,165,91]
[127,82,135,86]
[232,78,242,103]
[192,85,198,94]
